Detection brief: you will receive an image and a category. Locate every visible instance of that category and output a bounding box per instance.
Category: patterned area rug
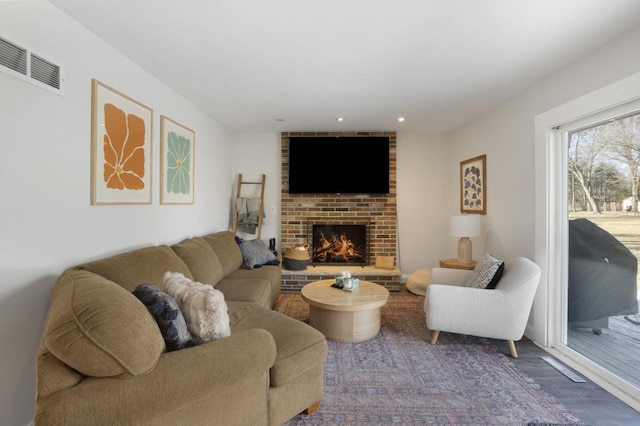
[275,293,582,425]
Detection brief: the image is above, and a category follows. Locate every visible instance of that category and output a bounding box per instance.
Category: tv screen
[288,136,390,194]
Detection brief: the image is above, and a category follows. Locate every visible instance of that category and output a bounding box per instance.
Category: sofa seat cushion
[76,245,193,292]
[226,265,281,306]
[44,270,164,377]
[215,278,272,307]
[227,301,327,387]
[171,236,225,286]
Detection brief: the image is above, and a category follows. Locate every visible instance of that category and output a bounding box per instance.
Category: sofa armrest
[35,329,277,425]
[430,267,473,286]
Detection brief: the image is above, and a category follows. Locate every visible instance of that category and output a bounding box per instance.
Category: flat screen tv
[288,136,390,194]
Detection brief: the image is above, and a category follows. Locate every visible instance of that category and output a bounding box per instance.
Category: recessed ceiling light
[336,117,344,122]
[397,117,405,122]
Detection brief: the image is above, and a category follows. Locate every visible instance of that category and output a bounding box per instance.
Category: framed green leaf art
[91,79,153,205]
[460,154,486,214]
[160,116,195,204]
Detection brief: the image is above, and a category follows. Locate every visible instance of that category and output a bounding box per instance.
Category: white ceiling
[49,0,640,133]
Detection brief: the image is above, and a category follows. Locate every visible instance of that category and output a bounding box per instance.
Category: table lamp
[451,214,481,264]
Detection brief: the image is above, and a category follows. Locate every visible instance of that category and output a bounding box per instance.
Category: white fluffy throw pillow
[163,271,231,343]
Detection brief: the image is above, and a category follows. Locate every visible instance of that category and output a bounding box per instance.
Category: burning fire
[313,230,363,263]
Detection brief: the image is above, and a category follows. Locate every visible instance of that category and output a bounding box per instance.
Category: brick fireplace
[280,131,399,291]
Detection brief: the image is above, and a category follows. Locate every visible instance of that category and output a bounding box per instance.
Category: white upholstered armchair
[424,256,541,358]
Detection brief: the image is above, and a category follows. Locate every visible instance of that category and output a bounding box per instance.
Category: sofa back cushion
[203,231,244,276]
[76,245,193,292]
[171,237,225,286]
[43,269,164,378]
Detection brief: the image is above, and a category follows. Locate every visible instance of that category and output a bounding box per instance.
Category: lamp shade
[451,214,481,238]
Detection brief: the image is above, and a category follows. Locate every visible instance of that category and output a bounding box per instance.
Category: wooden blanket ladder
[232,173,266,238]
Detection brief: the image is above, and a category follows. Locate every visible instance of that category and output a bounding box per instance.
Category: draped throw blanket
[236,197,263,234]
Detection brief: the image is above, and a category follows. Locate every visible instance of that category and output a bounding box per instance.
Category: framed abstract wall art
[160,115,195,204]
[91,79,153,205]
[460,154,486,214]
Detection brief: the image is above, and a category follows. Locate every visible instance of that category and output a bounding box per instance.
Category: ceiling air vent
[0,35,64,95]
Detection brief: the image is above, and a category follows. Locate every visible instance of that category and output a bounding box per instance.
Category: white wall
[448,100,535,261]
[396,133,451,275]
[448,25,640,344]
[0,3,233,425]
[230,132,282,244]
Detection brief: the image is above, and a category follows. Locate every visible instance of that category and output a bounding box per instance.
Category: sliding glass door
[564,111,640,390]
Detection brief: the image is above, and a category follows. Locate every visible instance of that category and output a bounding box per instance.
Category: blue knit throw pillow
[133,283,198,352]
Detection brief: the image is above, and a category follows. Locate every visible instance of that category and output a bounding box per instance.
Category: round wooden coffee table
[301,279,390,342]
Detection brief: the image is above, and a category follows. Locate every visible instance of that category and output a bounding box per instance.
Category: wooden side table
[439,258,477,270]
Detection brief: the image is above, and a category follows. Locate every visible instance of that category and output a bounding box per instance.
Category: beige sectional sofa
[35,231,328,426]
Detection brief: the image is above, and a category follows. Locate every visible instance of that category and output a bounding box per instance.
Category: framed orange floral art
[91,79,153,205]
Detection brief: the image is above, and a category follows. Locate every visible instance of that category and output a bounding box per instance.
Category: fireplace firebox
[311,223,368,266]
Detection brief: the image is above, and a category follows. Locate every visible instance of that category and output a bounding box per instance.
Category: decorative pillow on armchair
[466,252,504,289]
[164,271,231,343]
[235,236,279,268]
[132,283,198,352]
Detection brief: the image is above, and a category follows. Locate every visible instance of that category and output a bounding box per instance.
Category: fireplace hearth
[311,223,368,266]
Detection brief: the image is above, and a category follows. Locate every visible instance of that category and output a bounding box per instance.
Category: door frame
[534,71,640,410]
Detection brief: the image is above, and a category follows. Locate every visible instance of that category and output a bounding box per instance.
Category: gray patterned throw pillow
[235,237,277,268]
[466,253,504,289]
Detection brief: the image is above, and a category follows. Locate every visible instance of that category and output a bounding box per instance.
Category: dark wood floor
[494,336,640,426]
[394,286,640,425]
